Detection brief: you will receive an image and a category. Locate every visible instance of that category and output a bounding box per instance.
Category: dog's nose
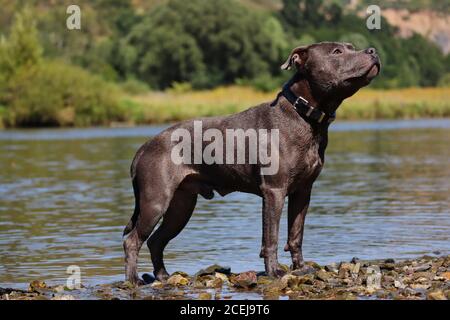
[365,47,377,55]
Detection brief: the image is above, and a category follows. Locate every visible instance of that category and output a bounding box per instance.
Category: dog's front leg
[285,187,312,269]
[261,188,285,277]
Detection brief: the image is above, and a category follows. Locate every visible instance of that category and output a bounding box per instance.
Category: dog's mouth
[366,62,380,80]
[346,61,380,83]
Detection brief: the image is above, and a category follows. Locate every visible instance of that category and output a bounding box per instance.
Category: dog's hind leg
[123,160,184,285]
[147,189,197,281]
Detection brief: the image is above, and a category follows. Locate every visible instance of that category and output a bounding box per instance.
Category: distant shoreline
[1,87,449,129]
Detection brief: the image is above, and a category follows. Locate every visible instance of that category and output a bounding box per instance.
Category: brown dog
[123,42,380,284]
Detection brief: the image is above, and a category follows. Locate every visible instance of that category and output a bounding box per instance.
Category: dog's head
[281,42,380,101]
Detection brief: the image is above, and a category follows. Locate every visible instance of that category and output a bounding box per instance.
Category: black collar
[271,75,336,125]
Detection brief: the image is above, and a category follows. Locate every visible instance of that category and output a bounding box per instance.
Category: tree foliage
[115,0,288,89]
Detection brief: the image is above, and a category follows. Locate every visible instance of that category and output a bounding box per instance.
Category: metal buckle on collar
[318,112,325,123]
[305,105,314,117]
[294,96,309,107]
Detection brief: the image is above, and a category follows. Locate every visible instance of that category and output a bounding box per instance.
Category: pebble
[2,254,450,300]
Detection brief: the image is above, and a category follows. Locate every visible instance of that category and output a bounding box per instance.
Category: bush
[438,73,450,87]
[1,60,126,127]
[121,77,150,94]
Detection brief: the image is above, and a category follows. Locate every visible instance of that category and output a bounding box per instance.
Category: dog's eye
[332,48,342,55]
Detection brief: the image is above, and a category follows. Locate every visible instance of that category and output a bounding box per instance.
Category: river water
[0,119,449,289]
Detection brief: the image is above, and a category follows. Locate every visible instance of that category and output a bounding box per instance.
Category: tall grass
[127,86,450,124]
[1,85,448,128]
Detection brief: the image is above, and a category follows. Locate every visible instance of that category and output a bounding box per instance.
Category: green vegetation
[0,8,127,127]
[125,86,450,124]
[0,0,449,127]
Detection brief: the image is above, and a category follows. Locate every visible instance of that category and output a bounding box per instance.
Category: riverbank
[1,87,449,128]
[2,254,449,300]
[127,87,450,124]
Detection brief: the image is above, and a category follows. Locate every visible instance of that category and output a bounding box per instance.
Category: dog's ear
[280,45,309,70]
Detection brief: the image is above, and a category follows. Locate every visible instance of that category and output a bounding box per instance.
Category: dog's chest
[288,140,324,188]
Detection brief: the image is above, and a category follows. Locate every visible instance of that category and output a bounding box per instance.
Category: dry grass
[125,86,450,124]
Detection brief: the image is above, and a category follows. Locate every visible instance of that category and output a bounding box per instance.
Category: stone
[196,264,231,276]
[380,263,395,271]
[28,280,47,293]
[338,262,353,278]
[151,281,163,288]
[410,283,431,290]
[394,279,406,289]
[214,272,229,283]
[304,261,322,270]
[198,292,212,300]
[351,257,360,264]
[166,274,189,286]
[316,270,331,282]
[291,265,316,276]
[427,290,446,300]
[352,263,361,275]
[413,263,432,272]
[325,263,339,273]
[51,294,75,300]
[230,271,257,289]
[441,272,450,281]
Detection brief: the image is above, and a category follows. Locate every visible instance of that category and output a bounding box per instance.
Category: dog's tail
[123,177,140,237]
[123,146,145,237]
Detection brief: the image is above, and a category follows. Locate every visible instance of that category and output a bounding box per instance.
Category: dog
[123,42,380,284]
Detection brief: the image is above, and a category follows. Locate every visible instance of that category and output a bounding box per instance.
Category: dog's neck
[289,73,342,115]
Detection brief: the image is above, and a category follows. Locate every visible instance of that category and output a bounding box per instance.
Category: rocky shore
[1,255,449,300]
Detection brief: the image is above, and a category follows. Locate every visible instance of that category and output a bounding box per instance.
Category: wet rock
[351,257,360,264]
[413,272,433,281]
[315,270,331,282]
[166,274,189,286]
[208,277,223,288]
[394,279,406,289]
[198,292,212,300]
[150,281,163,288]
[352,263,361,275]
[214,272,229,284]
[291,265,316,276]
[257,276,273,286]
[325,263,339,273]
[427,290,446,300]
[172,271,189,277]
[304,261,322,270]
[298,274,315,286]
[441,272,450,281]
[263,279,286,294]
[51,294,75,300]
[230,271,257,289]
[279,264,290,273]
[410,283,431,290]
[196,264,231,276]
[380,263,395,271]
[28,280,47,293]
[0,287,27,295]
[53,285,65,293]
[113,281,134,290]
[412,263,432,272]
[338,263,354,278]
[384,258,395,264]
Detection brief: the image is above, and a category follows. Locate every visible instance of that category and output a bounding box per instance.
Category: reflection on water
[0,119,449,289]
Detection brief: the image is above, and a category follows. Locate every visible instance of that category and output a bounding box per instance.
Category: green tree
[116,0,287,89]
[0,7,42,79]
